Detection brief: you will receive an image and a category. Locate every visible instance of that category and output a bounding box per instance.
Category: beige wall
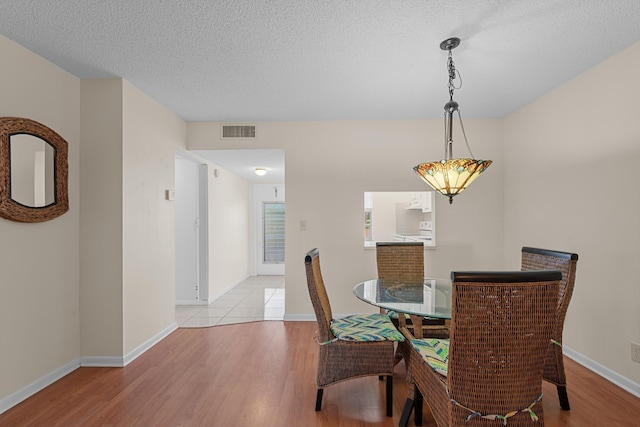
[3,28,637,411]
[80,78,124,358]
[81,78,187,358]
[204,162,253,299]
[1,35,189,408]
[188,119,505,317]
[503,41,640,383]
[0,35,80,401]
[121,80,186,354]
[81,78,187,359]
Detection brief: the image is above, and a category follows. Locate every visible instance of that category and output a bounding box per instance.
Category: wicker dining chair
[375,242,450,339]
[304,248,404,416]
[411,270,561,427]
[521,246,578,410]
[376,242,449,426]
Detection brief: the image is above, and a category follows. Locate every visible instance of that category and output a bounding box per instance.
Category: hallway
[175,275,285,327]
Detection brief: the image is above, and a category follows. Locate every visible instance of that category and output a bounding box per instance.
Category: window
[263,202,285,263]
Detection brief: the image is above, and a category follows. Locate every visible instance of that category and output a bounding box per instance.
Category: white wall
[188,119,504,317]
[503,41,640,384]
[0,34,80,404]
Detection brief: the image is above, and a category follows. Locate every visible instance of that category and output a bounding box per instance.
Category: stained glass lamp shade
[414,158,491,204]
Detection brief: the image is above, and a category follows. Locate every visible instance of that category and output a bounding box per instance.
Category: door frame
[175,150,209,305]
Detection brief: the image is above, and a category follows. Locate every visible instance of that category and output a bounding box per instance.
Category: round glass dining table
[354,277,452,427]
[353,277,453,319]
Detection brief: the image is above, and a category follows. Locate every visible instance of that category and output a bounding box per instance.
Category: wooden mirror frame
[0,117,69,223]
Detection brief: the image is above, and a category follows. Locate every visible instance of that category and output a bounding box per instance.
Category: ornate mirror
[0,117,69,222]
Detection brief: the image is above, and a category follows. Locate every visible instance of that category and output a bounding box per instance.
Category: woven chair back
[376,242,424,281]
[447,270,561,422]
[521,247,578,339]
[305,248,334,343]
[521,247,578,386]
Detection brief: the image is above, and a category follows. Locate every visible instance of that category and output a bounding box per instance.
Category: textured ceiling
[191,149,285,184]
[1,0,639,123]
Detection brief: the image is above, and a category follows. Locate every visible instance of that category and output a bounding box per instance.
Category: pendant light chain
[447,48,474,159]
[447,50,462,100]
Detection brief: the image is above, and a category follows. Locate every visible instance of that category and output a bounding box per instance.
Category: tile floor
[175,275,285,327]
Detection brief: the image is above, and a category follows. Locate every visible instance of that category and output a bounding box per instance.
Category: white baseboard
[0,322,180,415]
[288,315,640,398]
[176,276,251,306]
[563,345,640,398]
[283,313,355,321]
[123,322,178,366]
[4,322,635,418]
[175,299,208,306]
[79,355,124,367]
[79,322,178,367]
[206,275,250,304]
[282,313,360,322]
[0,359,79,415]
[283,313,315,321]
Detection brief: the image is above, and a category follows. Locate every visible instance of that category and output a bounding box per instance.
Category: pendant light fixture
[414,37,492,204]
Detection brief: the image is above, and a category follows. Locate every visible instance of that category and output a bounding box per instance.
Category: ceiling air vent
[221,124,256,139]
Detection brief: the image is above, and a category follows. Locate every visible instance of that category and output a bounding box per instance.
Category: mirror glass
[10,134,56,207]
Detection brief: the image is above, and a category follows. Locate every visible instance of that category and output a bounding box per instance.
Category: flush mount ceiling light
[414,37,492,204]
[254,167,267,176]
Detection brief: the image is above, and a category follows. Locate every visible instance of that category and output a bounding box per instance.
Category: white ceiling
[1,1,639,180]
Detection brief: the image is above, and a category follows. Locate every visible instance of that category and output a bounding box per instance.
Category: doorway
[190,149,286,277]
[175,152,208,305]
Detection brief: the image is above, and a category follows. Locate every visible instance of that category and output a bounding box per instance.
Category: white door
[175,156,200,303]
[256,184,285,275]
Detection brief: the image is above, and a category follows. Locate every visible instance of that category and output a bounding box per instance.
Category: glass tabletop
[353,278,452,319]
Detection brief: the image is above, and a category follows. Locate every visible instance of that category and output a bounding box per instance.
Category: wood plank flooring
[0,321,638,426]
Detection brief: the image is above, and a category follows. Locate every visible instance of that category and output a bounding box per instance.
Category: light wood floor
[1,321,638,426]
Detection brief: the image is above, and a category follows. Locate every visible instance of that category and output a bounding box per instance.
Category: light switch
[165,190,175,201]
[299,220,307,231]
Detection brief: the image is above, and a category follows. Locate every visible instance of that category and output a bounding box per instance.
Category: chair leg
[315,389,323,411]
[394,348,404,365]
[414,387,423,426]
[386,375,393,417]
[399,398,414,427]
[557,385,570,410]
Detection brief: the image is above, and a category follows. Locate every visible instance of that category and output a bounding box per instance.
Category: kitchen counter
[394,234,435,246]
